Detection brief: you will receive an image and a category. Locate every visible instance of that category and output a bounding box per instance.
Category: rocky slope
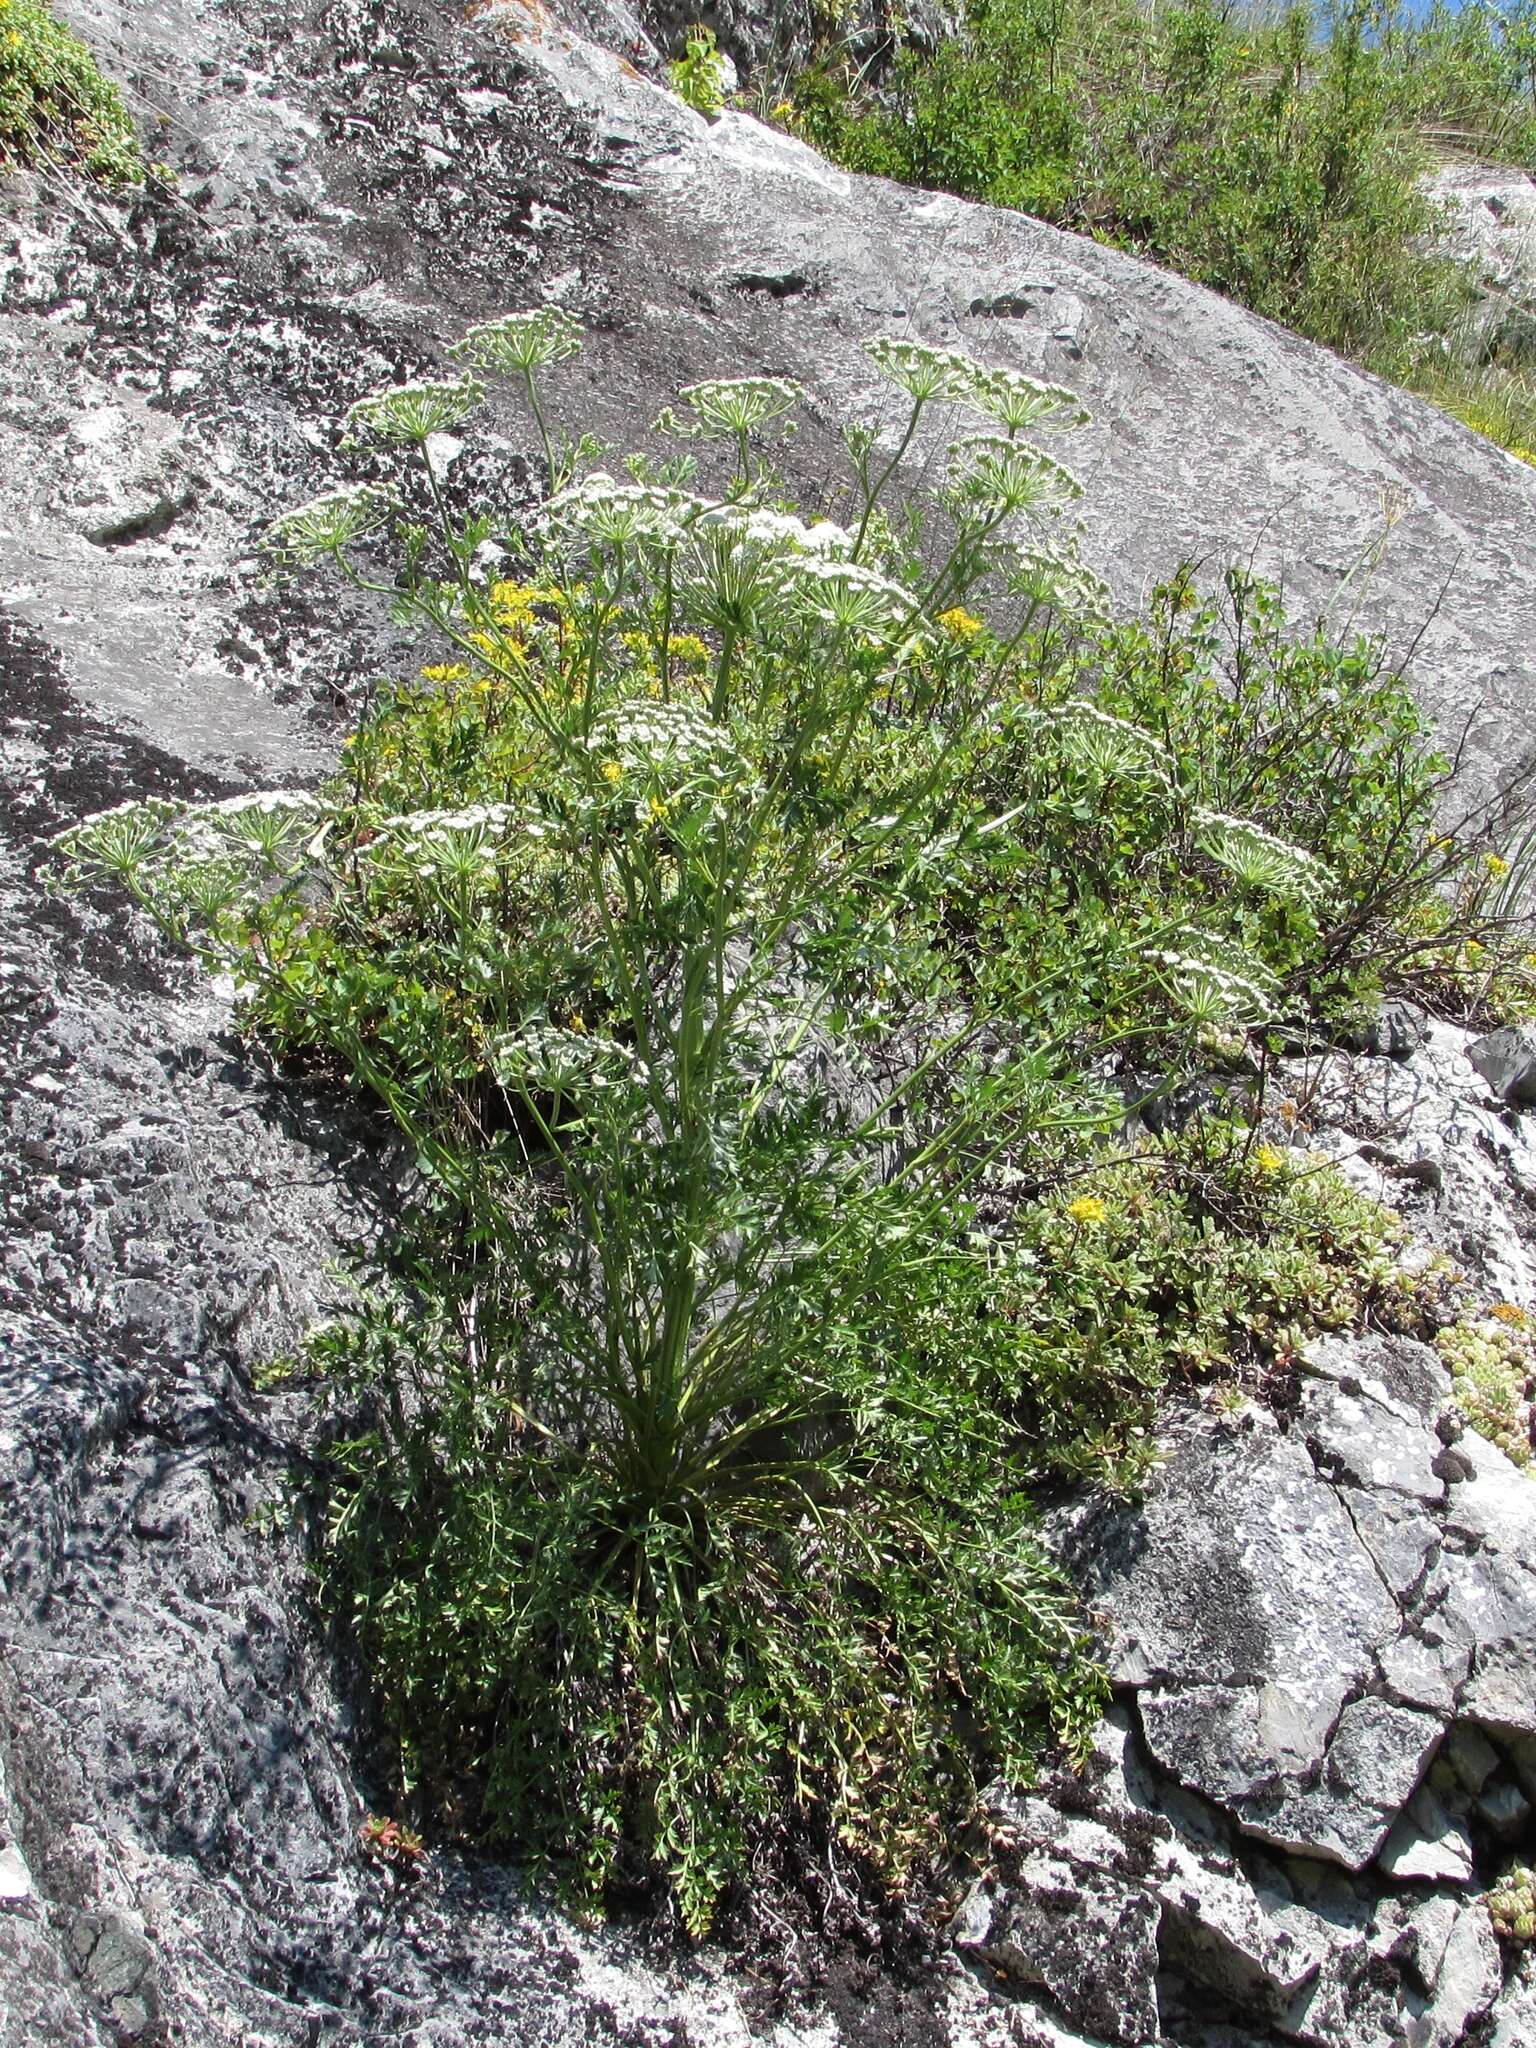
[5,2,1536,2042]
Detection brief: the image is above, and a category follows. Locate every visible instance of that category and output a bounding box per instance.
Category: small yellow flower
[566,1012,587,1034]
[1487,853,1511,877]
[419,662,469,684]
[599,760,623,784]
[1490,1302,1530,1327]
[646,795,671,822]
[937,606,984,641]
[1253,1145,1287,1175]
[1066,1194,1107,1226]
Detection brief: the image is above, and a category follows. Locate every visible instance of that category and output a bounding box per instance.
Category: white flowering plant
[55,318,1535,1936]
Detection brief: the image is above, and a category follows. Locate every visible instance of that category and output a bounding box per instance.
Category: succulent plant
[1486,1863,1536,1943]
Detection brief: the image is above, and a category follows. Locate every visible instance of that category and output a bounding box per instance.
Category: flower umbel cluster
[263,485,397,567]
[1193,809,1335,906]
[451,307,584,377]
[343,374,486,447]
[661,377,805,442]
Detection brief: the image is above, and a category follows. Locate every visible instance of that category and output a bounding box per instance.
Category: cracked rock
[1376,1787,1474,1884]
[952,1853,1163,2046]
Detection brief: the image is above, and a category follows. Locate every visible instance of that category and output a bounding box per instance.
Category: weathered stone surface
[1470,1024,1536,1107]
[1056,1409,1416,1863]
[1059,1409,1397,1707]
[975,1756,1327,2025]
[952,1853,1163,2045]
[1408,1896,1502,2048]
[1482,1951,1536,2048]
[1475,1776,1532,1840]
[1444,1723,1501,1796]
[1340,999,1430,1062]
[1298,1338,1447,1504]
[1299,1022,1536,1306]
[1246,1699,1444,1872]
[1376,1789,1474,1885]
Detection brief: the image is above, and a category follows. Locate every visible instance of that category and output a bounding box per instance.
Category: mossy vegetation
[778,0,1536,460]
[54,325,1536,1929]
[0,0,143,185]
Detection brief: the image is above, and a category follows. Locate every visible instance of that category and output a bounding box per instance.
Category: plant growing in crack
[51,316,1536,1930]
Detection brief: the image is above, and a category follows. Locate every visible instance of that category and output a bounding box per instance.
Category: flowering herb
[343,374,486,448]
[52,315,1535,1941]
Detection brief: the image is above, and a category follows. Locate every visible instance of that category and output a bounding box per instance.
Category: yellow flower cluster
[489,580,563,629]
[1066,1194,1107,1225]
[937,607,984,641]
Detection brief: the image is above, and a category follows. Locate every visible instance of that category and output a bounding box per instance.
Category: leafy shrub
[52,320,1530,1927]
[669,24,728,118]
[788,0,1471,361]
[0,0,143,185]
[995,1128,1419,1486]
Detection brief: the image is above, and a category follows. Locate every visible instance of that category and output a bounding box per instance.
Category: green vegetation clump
[1003,1132,1421,1483]
[782,1,1536,451]
[1487,1861,1536,1941]
[52,323,1535,1929]
[668,24,729,117]
[1438,1303,1535,1464]
[0,0,143,185]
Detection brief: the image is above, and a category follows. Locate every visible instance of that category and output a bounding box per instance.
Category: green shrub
[785,1,1488,363]
[0,0,143,185]
[995,1128,1419,1485]
[52,321,1531,1927]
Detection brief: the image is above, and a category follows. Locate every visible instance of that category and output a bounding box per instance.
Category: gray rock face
[4,0,1536,2044]
[1469,1023,1536,1107]
[1301,1019,1536,1306]
[953,1849,1164,2045]
[1044,1286,1536,2039]
[1425,162,1536,361]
